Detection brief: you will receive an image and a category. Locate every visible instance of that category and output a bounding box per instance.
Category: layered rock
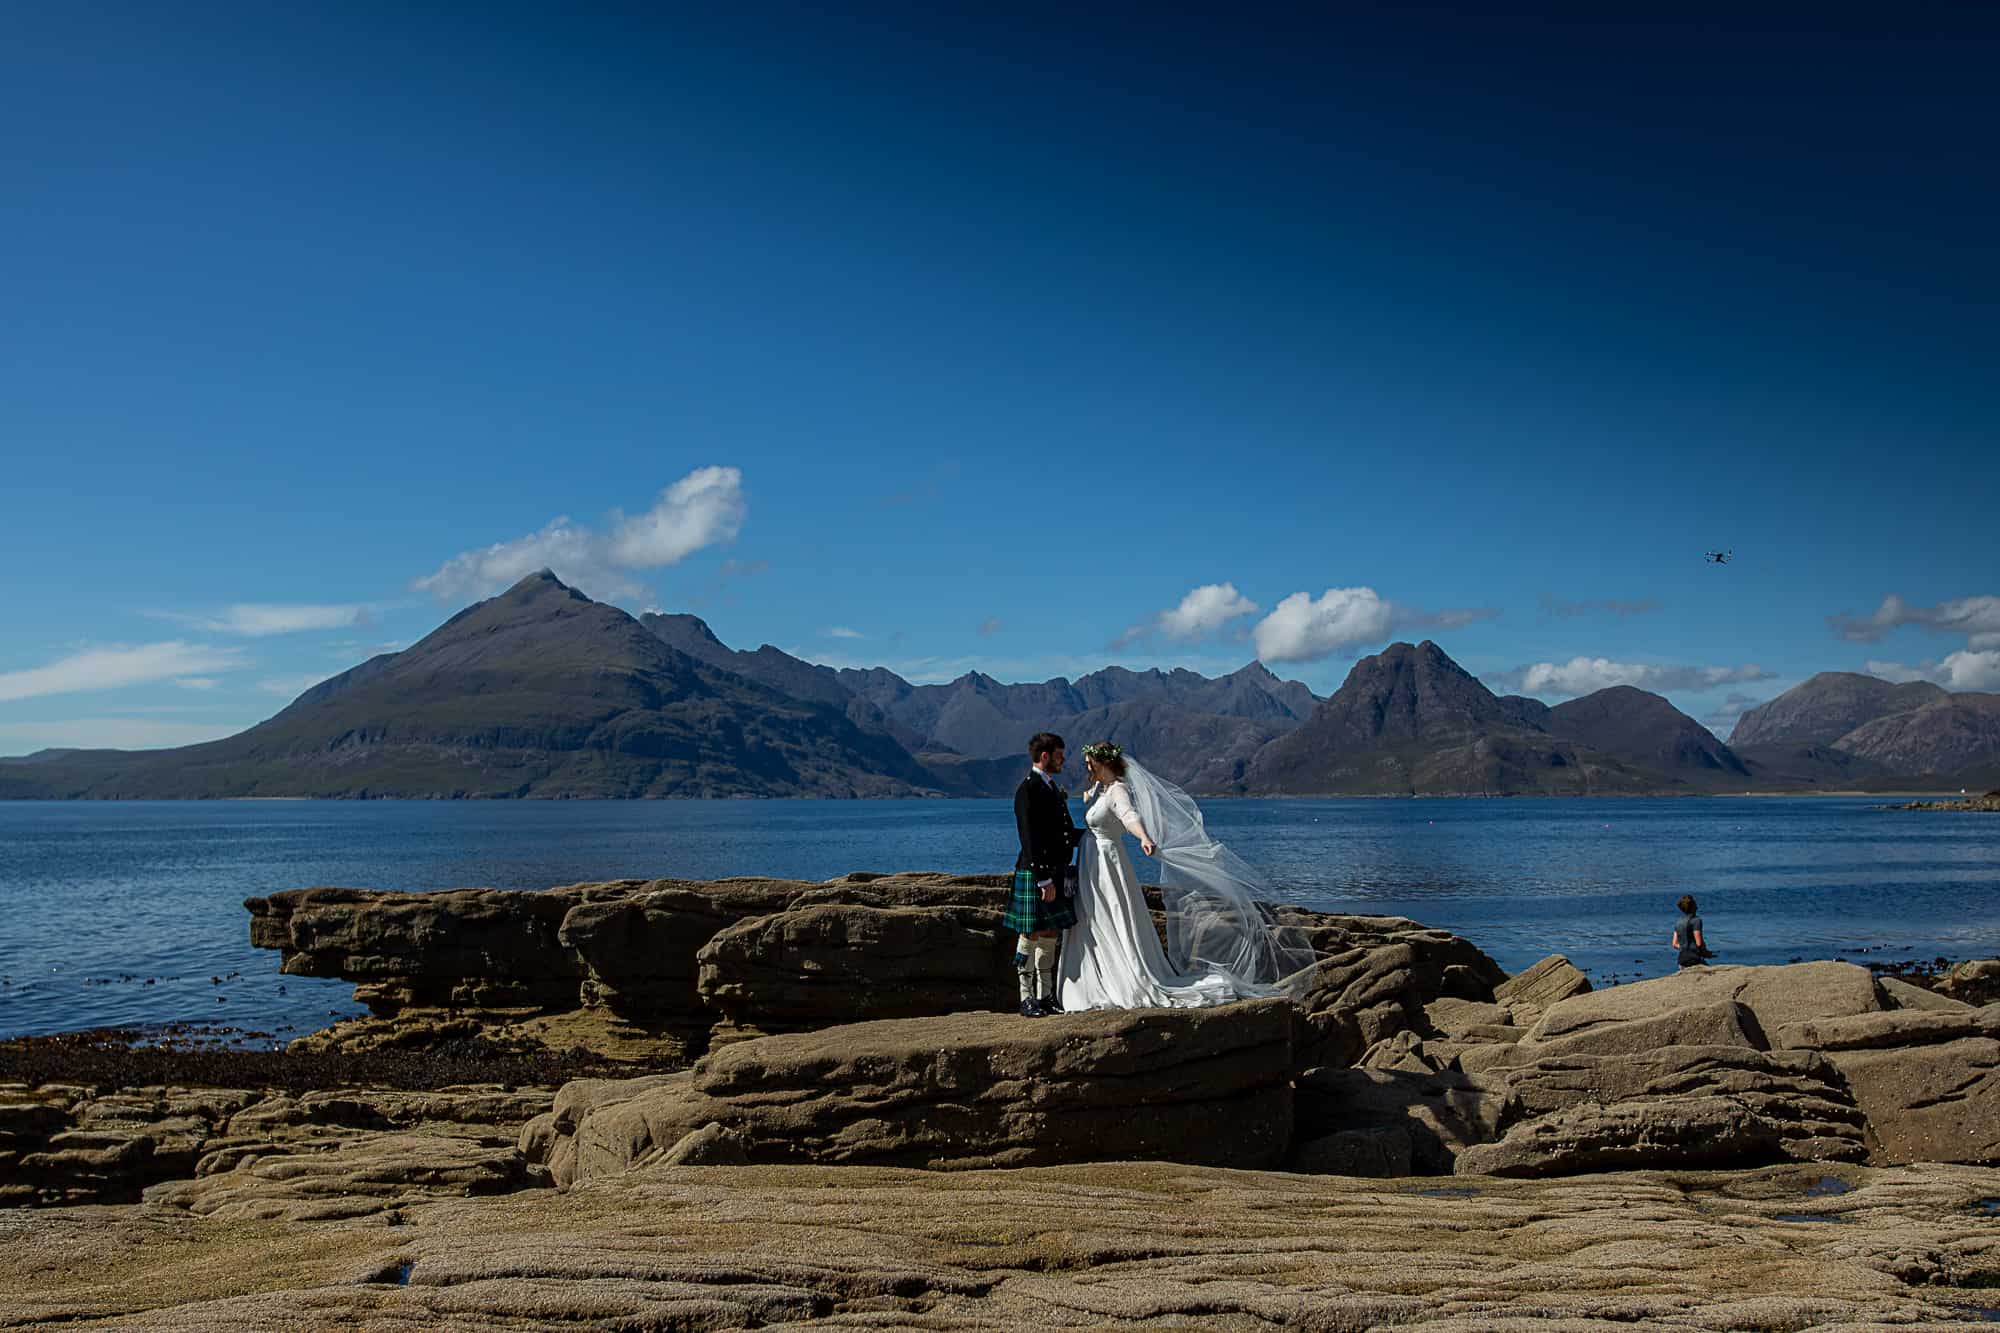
[1432,962,2000,1177]
[1290,924,1507,1069]
[1771,1007,2000,1166]
[249,885,585,1014]
[1291,1066,1507,1175]
[150,1129,543,1222]
[1512,960,1887,1047]
[696,901,1015,1042]
[530,1002,1296,1183]
[0,1080,548,1209]
[558,878,803,1021]
[12,1160,2000,1329]
[225,873,2000,1195]
[249,873,1506,1080]
[1491,952,1591,1016]
[1461,1045,1869,1176]
[248,872,1016,1056]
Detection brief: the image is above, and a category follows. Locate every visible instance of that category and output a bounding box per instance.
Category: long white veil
[1123,756,1320,999]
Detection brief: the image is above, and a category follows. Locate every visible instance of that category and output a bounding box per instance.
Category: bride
[1058,741,1318,1011]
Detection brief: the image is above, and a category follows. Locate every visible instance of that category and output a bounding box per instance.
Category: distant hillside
[643,613,1321,792]
[641,611,926,750]
[1240,642,1674,795]
[0,576,1319,798]
[6,579,1993,798]
[1730,673,1948,748]
[6,573,940,798]
[836,661,1317,761]
[1836,693,2000,782]
[1730,672,2000,787]
[1544,685,1751,785]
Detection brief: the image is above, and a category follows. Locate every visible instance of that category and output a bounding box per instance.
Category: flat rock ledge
[531,1002,1296,1183]
[8,1161,2000,1329]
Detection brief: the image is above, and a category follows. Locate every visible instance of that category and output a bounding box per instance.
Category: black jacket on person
[1014,772,1082,884]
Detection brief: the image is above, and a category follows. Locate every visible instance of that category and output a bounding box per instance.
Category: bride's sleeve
[1108,782,1148,839]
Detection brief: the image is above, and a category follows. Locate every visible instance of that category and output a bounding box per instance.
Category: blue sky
[3,3,1995,755]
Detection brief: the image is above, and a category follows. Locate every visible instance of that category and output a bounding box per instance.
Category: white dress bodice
[1085,779,1147,842]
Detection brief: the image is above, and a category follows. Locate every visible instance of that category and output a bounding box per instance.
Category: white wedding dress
[1058,763,1316,1011]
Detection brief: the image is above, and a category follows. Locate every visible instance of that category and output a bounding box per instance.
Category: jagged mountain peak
[640,610,729,652]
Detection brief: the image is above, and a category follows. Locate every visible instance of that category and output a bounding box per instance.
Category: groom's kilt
[1002,868,1077,934]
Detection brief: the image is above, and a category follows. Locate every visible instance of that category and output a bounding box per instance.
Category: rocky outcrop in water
[246,872,1488,1068]
[1894,794,2000,811]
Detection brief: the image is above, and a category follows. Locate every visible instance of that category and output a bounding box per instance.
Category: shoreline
[7,870,2000,1326]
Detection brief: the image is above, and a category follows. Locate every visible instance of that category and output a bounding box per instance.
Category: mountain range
[3,572,1995,798]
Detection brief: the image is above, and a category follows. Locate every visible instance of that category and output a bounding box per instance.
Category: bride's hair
[1083,741,1127,779]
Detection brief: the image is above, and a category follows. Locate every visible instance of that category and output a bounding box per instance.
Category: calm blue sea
[2,797,1996,1042]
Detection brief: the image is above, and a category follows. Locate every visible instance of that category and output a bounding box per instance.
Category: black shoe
[1038,994,1064,1015]
[1019,998,1043,1018]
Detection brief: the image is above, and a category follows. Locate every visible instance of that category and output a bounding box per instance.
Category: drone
[1705,550,1732,564]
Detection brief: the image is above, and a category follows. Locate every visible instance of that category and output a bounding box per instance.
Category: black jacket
[1014,772,1082,883]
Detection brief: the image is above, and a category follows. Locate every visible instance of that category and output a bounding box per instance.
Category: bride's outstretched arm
[1108,782,1157,856]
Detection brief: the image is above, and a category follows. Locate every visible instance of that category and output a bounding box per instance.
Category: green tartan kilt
[1002,868,1077,934]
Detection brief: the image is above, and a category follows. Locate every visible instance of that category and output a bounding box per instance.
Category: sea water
[1,796,1994,1040]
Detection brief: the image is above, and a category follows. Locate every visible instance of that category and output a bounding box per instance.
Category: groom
[1004,730,1083,1017]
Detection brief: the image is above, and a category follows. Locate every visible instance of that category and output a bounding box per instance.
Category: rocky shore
[7,869,2000,1326]
[1891,793,2000,812]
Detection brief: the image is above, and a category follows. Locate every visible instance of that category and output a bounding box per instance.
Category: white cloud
[414,516,647,604]
[416,467,746,605]
[1843,595,2000,692]
[150,603,375,636]
[607,467,747,567]
[0,642,246,703]
[1868,651,2000,691]
[0,717,253,754]
[1246,587,1497,664]
[258,673,336,697]
[823,626,863,639]
[1253,588,1396,663]
[1831,593,2000,643]
[1945,650,2000,690]
[1492,657,1776,698]
[174,677,220,691]
[1159,583,1260,641]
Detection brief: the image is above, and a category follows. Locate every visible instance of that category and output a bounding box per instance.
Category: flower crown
[1081,742,1124,764]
